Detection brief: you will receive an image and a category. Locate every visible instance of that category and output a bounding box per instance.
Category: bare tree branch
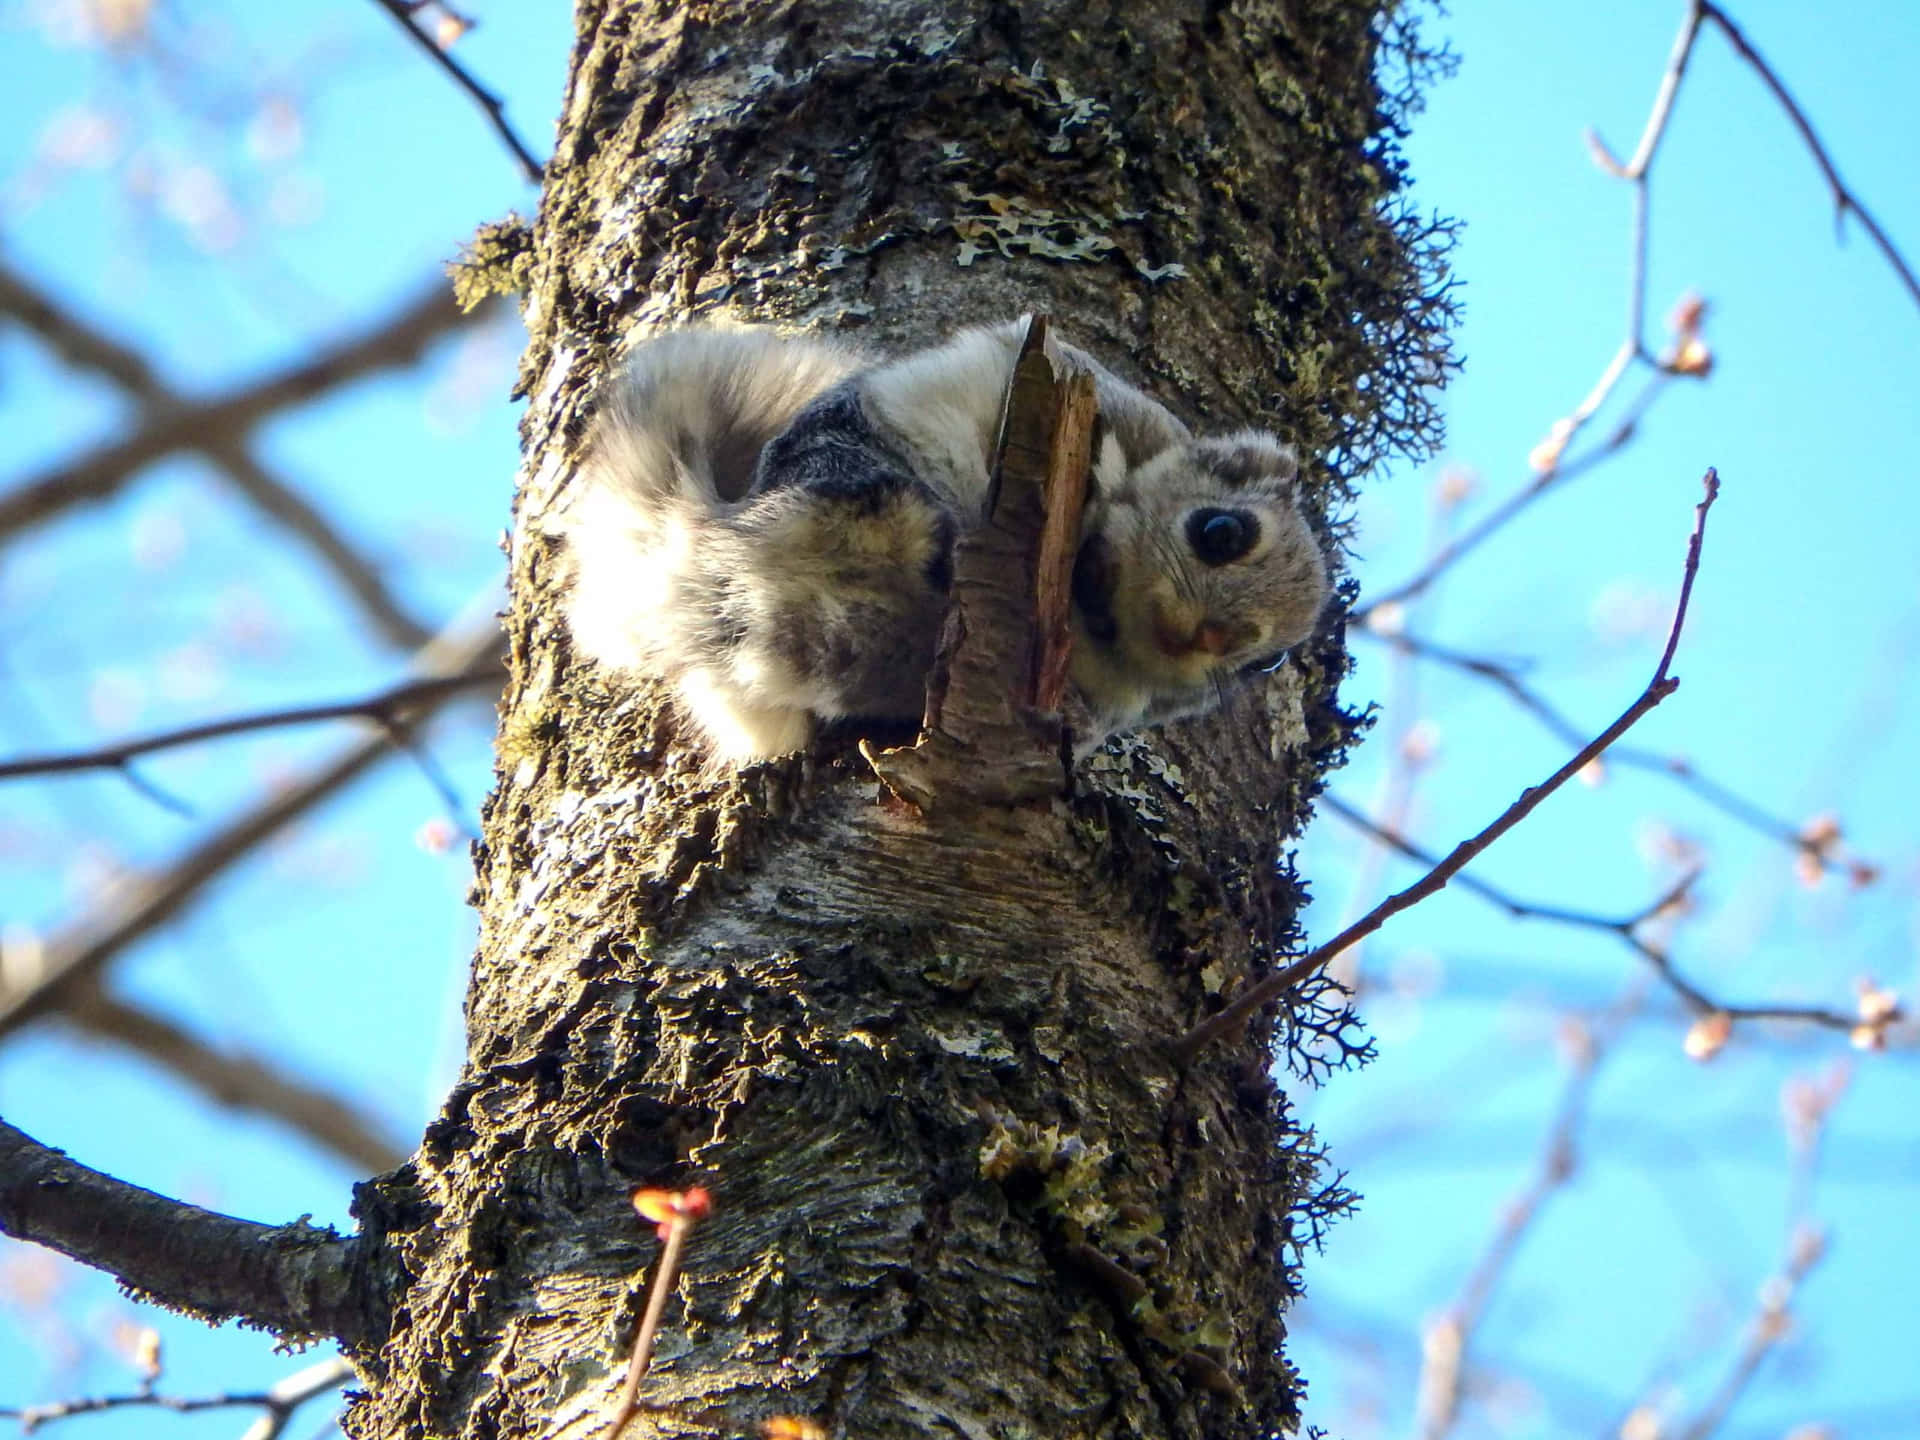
[1361,0,1920,624]
[1674,1234,1827,1440]
[1,744,392,1036]
[0,620,505,1041]
[1175,471,1721,1061]
[0,260,439,650]
[1359,626,1875,880]
[57,983,407,1175]
[0,664,501,785]
[1699,1,1920,312]
[0,1356,354,1439]
[1319,793,1861,1035]
[0,259,162,393]
[206,443,435,652]
[1417,993,1639,1440]
[368,0,546,184]
[1670,1061,1843,1440]
[0,1119,381,1346]
[0,281,478,551]
[1327,472,1474,985]
[1355,20,1696,627]
[1356,370,1674,624]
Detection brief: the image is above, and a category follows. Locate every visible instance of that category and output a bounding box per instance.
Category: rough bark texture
[348,3,1447,1439]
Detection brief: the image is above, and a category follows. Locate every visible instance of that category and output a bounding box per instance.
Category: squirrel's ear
[1090,416,1131,493]
[1193,430,1298,492]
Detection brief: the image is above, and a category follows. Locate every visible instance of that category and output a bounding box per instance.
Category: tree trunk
[348,3,1446,1438]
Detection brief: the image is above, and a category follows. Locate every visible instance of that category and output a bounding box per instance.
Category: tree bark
[345,4,1447,1439]
[0,1120,381,1349]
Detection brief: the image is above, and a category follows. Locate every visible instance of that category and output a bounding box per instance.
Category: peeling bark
[865,317,1094,812]
[342,3,1448,1439]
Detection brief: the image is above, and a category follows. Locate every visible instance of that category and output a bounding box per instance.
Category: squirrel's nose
[1154,613,1233,658]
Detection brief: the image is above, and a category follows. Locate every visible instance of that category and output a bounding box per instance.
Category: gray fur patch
[1193,433,1298,490]
[750,387,919,509]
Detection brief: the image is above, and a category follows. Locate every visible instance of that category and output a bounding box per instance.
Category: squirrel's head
[1071,427,1330,726]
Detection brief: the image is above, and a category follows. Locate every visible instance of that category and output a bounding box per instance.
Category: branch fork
[1175,470,1724,1061]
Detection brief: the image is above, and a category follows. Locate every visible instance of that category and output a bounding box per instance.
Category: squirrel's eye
[1187,508,1259,566]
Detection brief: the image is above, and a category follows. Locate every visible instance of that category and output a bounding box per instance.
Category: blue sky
[1,3,1915,1438]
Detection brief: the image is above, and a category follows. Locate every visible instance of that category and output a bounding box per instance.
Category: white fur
[560,320,1330,764]
[858,323,1023,517]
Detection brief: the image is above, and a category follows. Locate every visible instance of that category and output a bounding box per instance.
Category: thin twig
[0,281,478,544]
[381,722,481,838]
[1355,369,1672,622]
[1618,4,1707,180]
[1173,471,1721,1062]
[0,621,506,1040]
[1675,1235,1826,1440]
[368,0,545,183]
[609,1223,689,1434]
[1320,794,1857,1032]
[0,260,438,650]
[1364,0,1919,619]
[0,1358,353,1440]
[1608,1056,1851,1439]
[608,1189,711,1438]
[1671,1071,1842,1440]
[0,1359,353,1436]
[1328,467,1465,987]
[1356,0,1702,623]
[1416,991,1641,1440]
[1700,1,1920,312]
[0,666,499,784]
[206,443,434,651]
[58,983,408,1174]
[1362,627,1871,879]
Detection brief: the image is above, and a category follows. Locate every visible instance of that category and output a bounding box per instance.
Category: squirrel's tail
[560,326,861,688]
[581,328,860,511]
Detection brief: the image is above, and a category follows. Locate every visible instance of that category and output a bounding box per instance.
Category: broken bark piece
[1031,369,1096,713]
[866,315,1096,811]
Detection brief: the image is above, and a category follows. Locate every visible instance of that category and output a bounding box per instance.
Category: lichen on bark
[343,3,1450,1439]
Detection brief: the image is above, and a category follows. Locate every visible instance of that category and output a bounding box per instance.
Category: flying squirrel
[559,319,1332,764]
